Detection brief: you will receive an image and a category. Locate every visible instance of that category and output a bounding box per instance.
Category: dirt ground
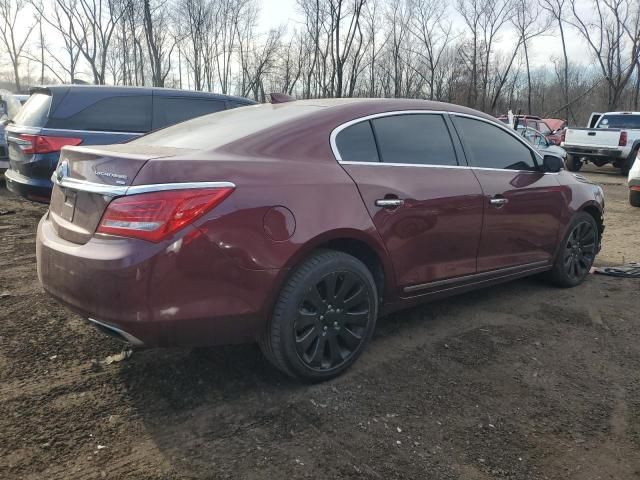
[1,165,639,480]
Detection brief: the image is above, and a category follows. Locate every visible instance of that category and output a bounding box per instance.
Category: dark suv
[4,85,255,201]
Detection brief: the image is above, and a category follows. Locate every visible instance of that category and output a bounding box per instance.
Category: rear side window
[598,115,640,129]
[372,114,458,166]
[12,93,51,127]
[335,121,379,162]
[453,116,537,171]
[48,95,152,133]
[152,97,226,130]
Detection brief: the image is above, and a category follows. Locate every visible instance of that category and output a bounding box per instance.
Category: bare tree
[568,0,640,109]
[540,0,571,121]
[0,0,35,90]
[409,0,453,100]
[53,0,125,84]
[512,0,550,113]
[143,0,176,86]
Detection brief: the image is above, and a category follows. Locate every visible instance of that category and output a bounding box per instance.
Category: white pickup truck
[561,111,640,175]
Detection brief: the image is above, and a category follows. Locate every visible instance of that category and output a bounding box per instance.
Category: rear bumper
[562,146,623,159]
[36,214,281,347]
[4,168,52,201]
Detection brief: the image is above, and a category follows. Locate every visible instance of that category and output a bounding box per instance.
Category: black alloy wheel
[260,249,378,382]
[294,271,371,371]
[563,220,597,280]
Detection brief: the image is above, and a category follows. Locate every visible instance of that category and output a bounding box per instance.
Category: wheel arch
[269,228,395,309]
[579,201,605,240]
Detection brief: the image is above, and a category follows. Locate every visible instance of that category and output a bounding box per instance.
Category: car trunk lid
[49,144,188,244]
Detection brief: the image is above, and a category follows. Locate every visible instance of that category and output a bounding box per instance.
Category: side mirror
[543,155,564,173]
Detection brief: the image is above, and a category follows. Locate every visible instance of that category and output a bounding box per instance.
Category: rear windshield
[133,104,322,150]
[598,115,640,129]
[12,92,51,127]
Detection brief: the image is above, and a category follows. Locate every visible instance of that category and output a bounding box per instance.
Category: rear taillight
[619,131,628,146]
[17,134,82,154]
[97,187,234,242]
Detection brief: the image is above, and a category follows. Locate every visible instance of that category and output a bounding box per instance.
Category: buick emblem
[56,160,69,182]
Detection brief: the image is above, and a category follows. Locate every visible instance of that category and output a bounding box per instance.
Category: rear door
[335,112,484,292]
[451,115,565,272]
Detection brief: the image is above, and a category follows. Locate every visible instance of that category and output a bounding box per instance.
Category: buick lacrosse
[36,98,605,381]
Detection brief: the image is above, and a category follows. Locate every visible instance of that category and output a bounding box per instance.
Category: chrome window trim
[50,128,145,136]
[330,109,551,173]
[329,110,449,162]
[339,160,559,175]
[51,174,235,197]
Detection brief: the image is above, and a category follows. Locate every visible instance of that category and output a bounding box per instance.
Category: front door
[334,112,485,291]
[451,115,565,272]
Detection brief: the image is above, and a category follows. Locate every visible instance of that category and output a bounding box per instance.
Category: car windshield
[133,103,322,150]
[597,115,640,129]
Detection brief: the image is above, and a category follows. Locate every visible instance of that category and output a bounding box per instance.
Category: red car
[498,115,565,145]
[37,99,605,381]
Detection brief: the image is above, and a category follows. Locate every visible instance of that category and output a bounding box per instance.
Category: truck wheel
[630,190,640,207]
[260,249,378,382]
[565,155,582,172]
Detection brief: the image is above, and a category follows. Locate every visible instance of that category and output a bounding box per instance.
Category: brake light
[97,187,234,242]
[18,134,82,154]
[619,131,627,146]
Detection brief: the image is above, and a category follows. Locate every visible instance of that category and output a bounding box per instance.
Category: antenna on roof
[270,93,296,104]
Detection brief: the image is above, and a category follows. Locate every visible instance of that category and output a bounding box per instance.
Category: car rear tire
[565,155,582,172]
[547,212,599,288]
[630,189,640,207]
[260,249,378,382]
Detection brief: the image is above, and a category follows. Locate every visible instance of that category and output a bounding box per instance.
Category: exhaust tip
[88,317,144,346]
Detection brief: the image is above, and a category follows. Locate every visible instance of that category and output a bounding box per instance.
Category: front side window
[335,120,379,162]
[371,114,458,166]
[454,116,537,171]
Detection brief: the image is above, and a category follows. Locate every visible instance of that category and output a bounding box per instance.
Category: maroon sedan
[36,99,605,381]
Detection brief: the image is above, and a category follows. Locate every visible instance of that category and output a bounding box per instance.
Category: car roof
[30,84,256,104]
[600,111,640,116]
[133,97,502,154]
[263,97,499,121]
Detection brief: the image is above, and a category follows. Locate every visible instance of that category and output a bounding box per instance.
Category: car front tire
[260,249,378,382]
[547,212,599,288]
[630,189,640,207]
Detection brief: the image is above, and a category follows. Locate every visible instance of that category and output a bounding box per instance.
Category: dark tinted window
[372,114,458,166]
[49,95,152,132]
[335,121,379,162]
[598,114,640,129]
[13,93,51,127]
[152,96,226,129]
[454,117,537,171]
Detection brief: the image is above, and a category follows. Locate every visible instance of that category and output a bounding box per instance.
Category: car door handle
[376,198,404,208]
[490,197,509,208]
